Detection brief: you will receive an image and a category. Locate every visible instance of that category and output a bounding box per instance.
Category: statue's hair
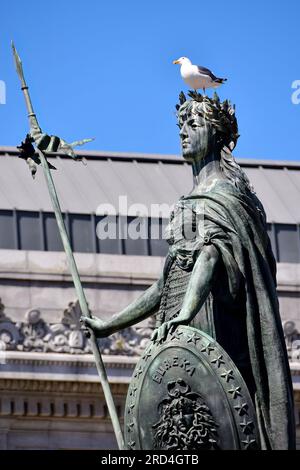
[176,91,254,195]
[176,91,267,223]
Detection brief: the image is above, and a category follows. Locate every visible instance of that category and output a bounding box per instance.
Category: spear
[12,42,125,450]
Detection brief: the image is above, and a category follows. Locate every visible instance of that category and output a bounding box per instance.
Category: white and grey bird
[173,56,227,94]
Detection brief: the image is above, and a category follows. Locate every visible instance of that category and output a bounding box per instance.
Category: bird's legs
[202,87,206,96]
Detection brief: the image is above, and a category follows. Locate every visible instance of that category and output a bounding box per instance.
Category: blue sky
[0,0,299,161]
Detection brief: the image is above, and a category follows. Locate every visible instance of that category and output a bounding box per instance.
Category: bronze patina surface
[82,91,296,450]
[125,325,258,450]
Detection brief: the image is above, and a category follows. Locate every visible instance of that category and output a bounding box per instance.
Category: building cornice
[0,350,137,368]
[0,250,163,286]
[1,146,300,169]
[0,377,128,395]
[0,250,299,291]
[0,351,137,384]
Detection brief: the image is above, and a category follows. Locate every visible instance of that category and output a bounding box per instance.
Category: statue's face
[178,104,216,162]
[172,408,194,433]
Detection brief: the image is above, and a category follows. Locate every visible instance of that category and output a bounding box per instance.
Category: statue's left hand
[151,317,189,343]
[30,127,93,159]
[34,133,80,159]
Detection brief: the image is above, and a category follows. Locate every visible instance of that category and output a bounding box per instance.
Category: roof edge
[0,146,300,169]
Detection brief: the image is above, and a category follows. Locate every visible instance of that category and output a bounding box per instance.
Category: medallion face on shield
[152,379,219,450]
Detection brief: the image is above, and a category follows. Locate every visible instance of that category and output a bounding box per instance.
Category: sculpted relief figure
[82,92,295,450]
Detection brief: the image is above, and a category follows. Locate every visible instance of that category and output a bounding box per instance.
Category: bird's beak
[173,59,180,64]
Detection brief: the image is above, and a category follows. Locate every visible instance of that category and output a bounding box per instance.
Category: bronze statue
[81,92,295,450]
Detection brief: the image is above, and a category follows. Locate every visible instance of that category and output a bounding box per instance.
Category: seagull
[173,57,227,94]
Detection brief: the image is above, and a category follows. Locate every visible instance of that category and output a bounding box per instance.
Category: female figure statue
[82,92,295,450]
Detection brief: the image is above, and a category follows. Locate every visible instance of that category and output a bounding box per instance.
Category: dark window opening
[0,210,15,249]
[275,224,300,263]
[18,211,41,251]
[0,210,298,261]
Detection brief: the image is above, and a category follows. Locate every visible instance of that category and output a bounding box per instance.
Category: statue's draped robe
[157,181,295,450]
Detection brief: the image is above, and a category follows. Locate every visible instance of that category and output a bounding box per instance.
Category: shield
[124,325,259,450]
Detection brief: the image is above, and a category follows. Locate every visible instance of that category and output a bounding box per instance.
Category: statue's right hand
[80,315,112,338]
[151,317,189,344]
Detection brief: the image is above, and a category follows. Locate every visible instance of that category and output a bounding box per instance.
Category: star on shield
[240,418,254,434]
[129,386,138,397]
[133,367,143,378]
[127,421,134,433]
[211,355,225,368]
[142,349,152,361]
[234,402,248,416]
[220,369,234,382]
[228,386,242,399]
[128,440,136,450]
[241,435,256,449]
[170,330,183,341]
[186,332,201,345]
[200,342,214,355]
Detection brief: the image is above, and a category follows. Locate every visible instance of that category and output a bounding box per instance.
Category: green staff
[12,42,125,450]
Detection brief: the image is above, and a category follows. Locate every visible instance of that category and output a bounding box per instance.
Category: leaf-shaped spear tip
[11,41,26,88]
[12,40,94,173]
